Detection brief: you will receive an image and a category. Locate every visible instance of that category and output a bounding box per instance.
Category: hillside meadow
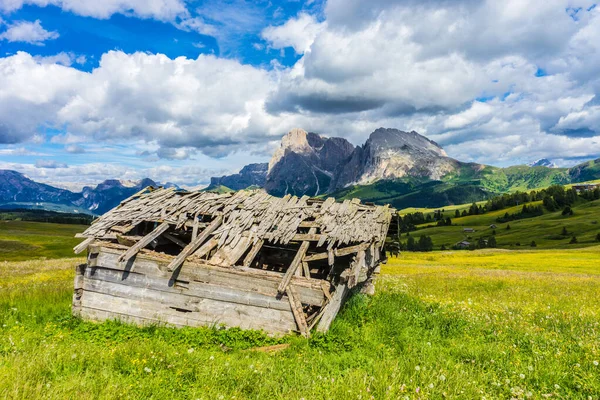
[1,248,599,399]
[399,198,600,250]
[0,220,86,262]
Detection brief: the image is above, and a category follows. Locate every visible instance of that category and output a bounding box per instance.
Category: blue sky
[0,0,599,189]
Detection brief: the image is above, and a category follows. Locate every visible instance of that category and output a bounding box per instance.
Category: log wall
[73,245,328,335]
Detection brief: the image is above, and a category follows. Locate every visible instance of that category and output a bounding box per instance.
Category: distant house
[463,228,475,233]
[489,224,497,229]
[572,183,600,193]
[455,241,471,249]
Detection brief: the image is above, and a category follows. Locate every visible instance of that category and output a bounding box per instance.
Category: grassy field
[398,198,600,250]
[1,249,599,399]
[0,220,86,261]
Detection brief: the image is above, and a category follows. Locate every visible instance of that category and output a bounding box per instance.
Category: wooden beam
[117,222,170,264]
[243,239,264,267]
[316,283,349,333]
[292,233,323,242]
[287,286,309,337]
[193,237,218,258]
[73,237,94,254]
[163,232,187,248]
[278,228,316,294]
[166,216,222,272]
[303,242,370,262]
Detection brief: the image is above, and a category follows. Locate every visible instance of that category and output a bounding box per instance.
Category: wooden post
[316,283,349,333]
[117,222,170,264]
[167,216,222,272]
[287,286,309,337]
[278,227,316,294]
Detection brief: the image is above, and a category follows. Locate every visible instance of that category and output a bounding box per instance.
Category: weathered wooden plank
[79,291,296,334]
[73,237,94,254]
[243,239,263,267]
[85,266,293,312]
[292,233,323,242]
[287,286,309,337]
[278,227,316,294]
[167,216,222,272]
[316,283,349,333]
[117,222,170,263]
[192,237,218,258]
[92,248,326,306]
[303,242,369,262]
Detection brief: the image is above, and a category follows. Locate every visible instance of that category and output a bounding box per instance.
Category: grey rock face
[332,128,459,190]
[265,128,355,197]
[210,163,268,190]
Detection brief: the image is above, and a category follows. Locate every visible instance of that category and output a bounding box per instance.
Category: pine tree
[570,236,578,244]
[596,233,600,242]
[488,236,497,248]
[506,224,511,230]
[455,210,460,218]
[561,226,568,236]
[530,241,537,247]
[407,236,416,251]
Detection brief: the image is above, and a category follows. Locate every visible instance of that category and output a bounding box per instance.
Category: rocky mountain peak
[268,128,315,173]
[366,128,447,157]
[529,158,557,168]
[265,129,355,197]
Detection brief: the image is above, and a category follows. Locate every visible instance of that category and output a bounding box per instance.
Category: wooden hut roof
[81,187,393,249]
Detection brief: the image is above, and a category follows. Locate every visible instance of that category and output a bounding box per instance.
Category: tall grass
[1,252,599,399]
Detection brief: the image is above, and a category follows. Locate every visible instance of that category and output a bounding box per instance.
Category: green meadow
[1,245,599,399]
[398,198,600,250]
[0,220,86,262]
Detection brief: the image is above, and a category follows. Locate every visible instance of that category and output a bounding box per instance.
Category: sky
[1,0,599,190]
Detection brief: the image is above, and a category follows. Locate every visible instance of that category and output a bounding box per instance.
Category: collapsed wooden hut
[72,187,394,336]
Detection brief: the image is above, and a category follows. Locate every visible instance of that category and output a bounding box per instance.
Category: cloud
[0,0,187,21]
[0,51,283,154]
[35,159,68,168]
[0,19,58,45]
[261,12,325,54]
[65,144,85,153]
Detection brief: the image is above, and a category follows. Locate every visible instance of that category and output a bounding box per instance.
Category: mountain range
[207,128,600,209]
[2,128,599,214]
[0,170,161,215]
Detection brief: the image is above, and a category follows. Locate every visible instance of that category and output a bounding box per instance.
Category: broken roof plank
[117,221,170,264]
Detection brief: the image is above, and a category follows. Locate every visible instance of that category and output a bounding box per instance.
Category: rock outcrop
[264,128,355,197]
[332,128,460,189]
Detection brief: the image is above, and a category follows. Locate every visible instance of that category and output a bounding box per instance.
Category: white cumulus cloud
[0,19,58,45]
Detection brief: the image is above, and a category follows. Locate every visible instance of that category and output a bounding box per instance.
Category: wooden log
[316,283,349,333]
[78,291,296,334]
[287,286,309,337]
[93,247,326,306]
[82,274,293,312]
[167,216,222,272]
[117,222,170,264]
[73,237,94,254]
[278,227,316,294]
